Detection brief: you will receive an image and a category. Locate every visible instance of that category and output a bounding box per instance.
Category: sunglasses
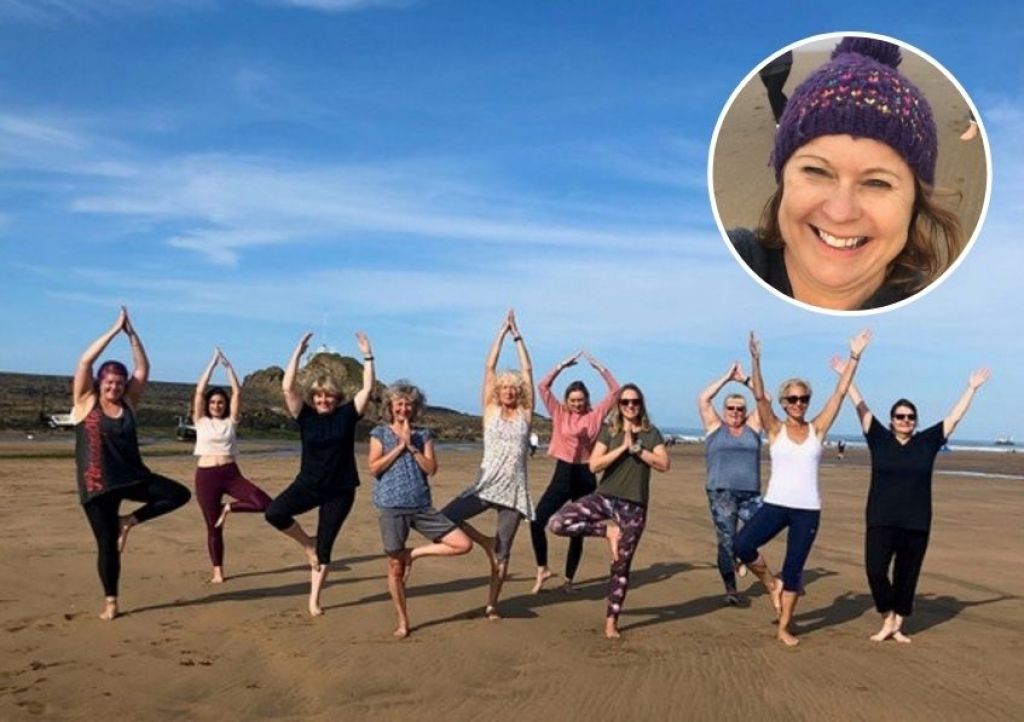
[892,413,917,421]
[725,405,746,412]
[619,398,642,408]
[782,395,811,404]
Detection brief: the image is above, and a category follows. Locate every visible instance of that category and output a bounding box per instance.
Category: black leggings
[264,482,356,565]
[82,474,191,597]
[530,460,597,579]
[865,526,930,617]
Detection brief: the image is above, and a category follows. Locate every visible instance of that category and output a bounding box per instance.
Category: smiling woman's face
[778,134,916,309]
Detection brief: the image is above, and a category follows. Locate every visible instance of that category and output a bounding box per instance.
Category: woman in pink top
[530,351,619,593]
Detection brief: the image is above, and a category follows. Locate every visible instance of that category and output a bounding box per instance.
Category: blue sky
[1,1,1021,439]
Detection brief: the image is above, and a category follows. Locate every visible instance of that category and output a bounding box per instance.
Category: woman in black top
[73,307,191,620]
[264,330,375,617]
[834,360,990,642]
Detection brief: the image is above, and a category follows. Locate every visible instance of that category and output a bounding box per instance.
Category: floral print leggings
[548,492,646,620]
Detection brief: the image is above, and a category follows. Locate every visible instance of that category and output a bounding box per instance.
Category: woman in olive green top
[548,383,670,638]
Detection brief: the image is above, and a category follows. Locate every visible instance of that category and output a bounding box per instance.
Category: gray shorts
[377,506,457,554]
[440,493,522,562]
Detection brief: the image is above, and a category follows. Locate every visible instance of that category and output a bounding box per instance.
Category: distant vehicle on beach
[175,415,197,441]
[994,435,1015,446]
[46,413,74,429]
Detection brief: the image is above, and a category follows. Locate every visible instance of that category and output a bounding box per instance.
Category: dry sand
[1,438,1022,721]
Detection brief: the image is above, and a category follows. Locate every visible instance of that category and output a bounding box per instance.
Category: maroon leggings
[194,463,271,567]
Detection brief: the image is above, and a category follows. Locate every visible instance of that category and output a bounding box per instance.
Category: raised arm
[539,352,580,415]
[812,329,871,437]
[482,313,512,411]
[508,310,534,415]
[698,363,739,433]
[283,332,312,419]
[584,351,621,418]
[73,307,126,413]
[221,349,243,422]
[193,348,220,421]
[352,332,376,416]
[830,356,872,433]
[749,331,780,436]
[943,368,991,438]
[120,309,149,407]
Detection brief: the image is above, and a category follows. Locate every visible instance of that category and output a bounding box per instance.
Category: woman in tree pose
[734,329,871,646]
[548,383,670,639]
[368,380,472,638]
[264,330,375,616]
[73,307,191,620]
[192,347,272,583]
[530,350,619,594]
[441,310,535,620]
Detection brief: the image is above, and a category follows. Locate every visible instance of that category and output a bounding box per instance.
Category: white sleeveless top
[193,417,238,457]
[764,424,823,510]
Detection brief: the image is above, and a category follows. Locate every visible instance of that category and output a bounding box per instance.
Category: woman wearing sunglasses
[698,362,763,605]
[734,329,871,646]
[830,362,990,643]
[548,383,670,639]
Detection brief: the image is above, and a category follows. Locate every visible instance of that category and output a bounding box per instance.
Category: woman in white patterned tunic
[441,309,535,619]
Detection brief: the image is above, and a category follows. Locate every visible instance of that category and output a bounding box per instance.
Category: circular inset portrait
[709,33,990,314]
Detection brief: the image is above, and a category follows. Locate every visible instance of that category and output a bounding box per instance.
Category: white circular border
[707,30,993,317]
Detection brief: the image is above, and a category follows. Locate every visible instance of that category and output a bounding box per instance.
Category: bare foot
[605,523,621,563]
[210,568,225,584]
[99,598,118,621]
[401,548,414,583]
[484,605,501,621]
[870,624,895,642]
[561,580,577,595]
[304,545,320,571]
[531,567,554,594]
[393,625,410,639]
[892,630,912,644]
[214,502,231,529]
[777,629,800,647]
[960,119,979,141]
[736,562,748,578]
[117,516,136,554]
[308,598,324,617]
[768,577,783,618]
[604,617,621,639]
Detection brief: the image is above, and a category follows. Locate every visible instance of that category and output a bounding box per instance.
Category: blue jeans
[734,502,820,592]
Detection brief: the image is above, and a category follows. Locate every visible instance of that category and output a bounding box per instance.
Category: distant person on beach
[72,307,191,620]
[836,439,847,461]
[758,49,793,124]
[192,347,271,584]
[441,310,535,620]
[368,380,472,638]
[531,351,620,594]
[698,362,763,605]
[549,383,670,639]
[830,360,991,643]
[730,38,965,311]
[734,329,871,646]
[264,330,375,617]
[529,431,539,457]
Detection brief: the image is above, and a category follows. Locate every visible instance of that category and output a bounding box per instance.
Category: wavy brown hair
[608,383,651,435]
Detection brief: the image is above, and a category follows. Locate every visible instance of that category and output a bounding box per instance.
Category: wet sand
[1,440,1022,720]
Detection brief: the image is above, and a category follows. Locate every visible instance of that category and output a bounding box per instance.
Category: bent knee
[264,506,292,531]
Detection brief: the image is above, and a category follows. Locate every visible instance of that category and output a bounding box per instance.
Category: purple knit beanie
[771,37,938,185]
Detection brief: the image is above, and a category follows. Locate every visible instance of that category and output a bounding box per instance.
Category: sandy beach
[1,437,1022,721]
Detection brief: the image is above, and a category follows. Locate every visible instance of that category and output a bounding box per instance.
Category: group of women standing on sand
[72,307,988,645]
[697,330,989,646]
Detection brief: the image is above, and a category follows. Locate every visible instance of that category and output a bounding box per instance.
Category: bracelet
[363,356,374,362]
[849,353,861,361]
[743,376,751,386]
[512,336,522,342]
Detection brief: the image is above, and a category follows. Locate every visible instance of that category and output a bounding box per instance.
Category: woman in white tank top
[733,329,871,647]
[193,348,272,583]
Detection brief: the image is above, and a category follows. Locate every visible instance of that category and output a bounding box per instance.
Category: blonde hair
[490,370,527,408]
[777,378,811,400]
[306,374,343,404]
[608,383,652,435]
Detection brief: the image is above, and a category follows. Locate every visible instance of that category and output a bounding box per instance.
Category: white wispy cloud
[268,0,416,12]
